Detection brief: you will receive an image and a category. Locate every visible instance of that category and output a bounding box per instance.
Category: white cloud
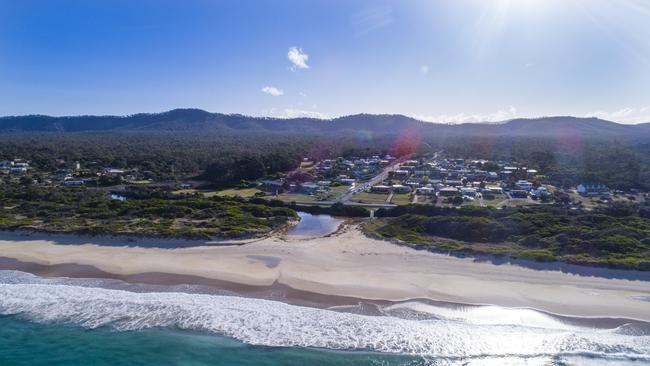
[261,86,283,97]
[413,106,518,124]
[585,107,650,124]
[420,65,429,74]
[287,47,309,70]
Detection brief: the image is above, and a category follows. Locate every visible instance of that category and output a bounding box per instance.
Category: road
[291,201,397,209]
[336,157,410,203]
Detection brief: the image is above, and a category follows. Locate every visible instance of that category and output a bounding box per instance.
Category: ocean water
[0,271,649,366]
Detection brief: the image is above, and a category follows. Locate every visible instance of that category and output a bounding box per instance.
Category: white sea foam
[0,270,648,362]
[383,301,578,330]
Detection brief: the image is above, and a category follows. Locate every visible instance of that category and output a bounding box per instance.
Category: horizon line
[0,108,647,126]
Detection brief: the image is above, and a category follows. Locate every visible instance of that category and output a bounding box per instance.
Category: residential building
[391,184,411,194]
[515,180,534,191]
[371,185,392,193]
[577,183,610,197]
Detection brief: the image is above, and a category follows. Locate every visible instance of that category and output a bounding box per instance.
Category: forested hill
[1,109,648,141]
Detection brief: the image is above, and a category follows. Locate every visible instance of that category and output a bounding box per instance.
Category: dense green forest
[1,132,649,190]
[365,202,650,270]
[0,133,391,184]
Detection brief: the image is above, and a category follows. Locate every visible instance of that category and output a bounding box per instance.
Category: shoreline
[1,256,647,331]
[1,226,649,321]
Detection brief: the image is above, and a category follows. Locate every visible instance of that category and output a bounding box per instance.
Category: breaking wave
[0,270,648,363]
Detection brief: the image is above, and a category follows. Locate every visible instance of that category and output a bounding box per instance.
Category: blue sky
[1,0,649,123]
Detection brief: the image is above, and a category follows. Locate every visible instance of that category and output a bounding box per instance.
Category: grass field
[126,180,152,185]
[390,193,413,205]
[173,188,262,198]
[173,189,198,195]
[213,188,262,198]
[319,185,350,200]
[350,191,389,204]
[273,193,318,202]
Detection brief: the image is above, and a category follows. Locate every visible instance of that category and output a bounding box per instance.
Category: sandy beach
[0,226,649,321]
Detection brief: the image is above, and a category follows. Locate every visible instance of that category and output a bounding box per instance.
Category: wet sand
[0,226,649,321]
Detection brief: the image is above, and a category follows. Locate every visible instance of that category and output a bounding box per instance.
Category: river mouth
[287,212,343,237]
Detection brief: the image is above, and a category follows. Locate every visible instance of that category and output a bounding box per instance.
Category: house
[405,178,422,188]
[438,187,459,197]
[299,183,320,194]
[262,179,285,193]
[485,186,503,194]
[371,185,392,193]
[391,184,411,194]
[416,187,436,196]
[445,179,463,187]
[515,180,534,191]
[577,183,610,197]
[391,170,410,179]
[460,187,477,197]
[63,179,85,186]
[339,178,356,185]
[110,194,127,202]
[104,168,125,176]
[9,167,27,174]
[532,187,550,199]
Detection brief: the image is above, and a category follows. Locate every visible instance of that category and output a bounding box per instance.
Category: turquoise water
[287,212,343,236]
[0,316,417,366]
[2,316,648,366]
[1,271,649,366]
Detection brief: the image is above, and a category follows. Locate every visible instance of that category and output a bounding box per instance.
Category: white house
[485,186,503,194]
[577,183,610,197]
[515,180,534,191]
[391,184,412,194]
[416,187,436,196]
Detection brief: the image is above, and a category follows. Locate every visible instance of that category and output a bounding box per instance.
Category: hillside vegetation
[0,185,296,239]
[1,109,649,142]
[364,203,650,270]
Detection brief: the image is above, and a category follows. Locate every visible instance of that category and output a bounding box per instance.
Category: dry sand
[0,226,649,321]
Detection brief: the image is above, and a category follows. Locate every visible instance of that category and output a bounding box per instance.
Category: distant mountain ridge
[1,108,648,141]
